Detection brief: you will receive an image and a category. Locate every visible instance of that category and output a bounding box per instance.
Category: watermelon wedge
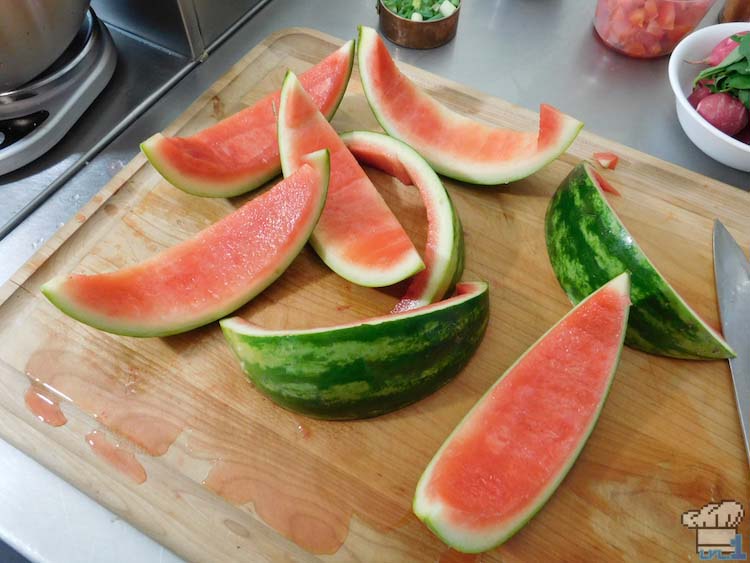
[413,273,631,553]
[340,131,464,312]
[220,281,489,420]
[545,162,734,359]
[140,41,354,198]
[357,26,583,185]
[41,151,330,337]
[278,71,424,287]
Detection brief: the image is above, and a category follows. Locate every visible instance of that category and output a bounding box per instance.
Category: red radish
[735,126,750,145]
[706,32,748,66]
[688,82,712,108]
[696,93,749,137]
[593,151,619,170]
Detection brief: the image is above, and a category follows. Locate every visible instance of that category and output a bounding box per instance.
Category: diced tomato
[592,169,622,196]
[594,0,713,58]
[629,8,646,27]
[645,19,664,39]
[656,2,675,30]
[593,152,620,170]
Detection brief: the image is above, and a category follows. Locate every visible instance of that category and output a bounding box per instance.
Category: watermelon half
[140,41,354,198]
[413,273,631,553]
[357,26,583,185]
[545,162,734,360]
[340,130,464,312]
[220,281,489,420]
[41,150,330,337]
[278,71,424,287]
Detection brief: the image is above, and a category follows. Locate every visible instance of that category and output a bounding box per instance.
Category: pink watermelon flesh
[140,41,354,197]
[357,26,583,185]
[41,151,330,337]
[413,273,631,553]
[341,130,463,312]
[278,72,424,287]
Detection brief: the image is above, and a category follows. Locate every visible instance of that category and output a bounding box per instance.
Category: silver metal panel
[192,0,269,46]
[91,0,192,56]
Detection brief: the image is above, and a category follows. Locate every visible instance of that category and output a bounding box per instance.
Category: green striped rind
[340,130,465,307]
[220,281,489,420]
[141,40,354,198]
[545,162,734,359]
[413,273,631,553]
[357,26,583,186]
[41,151,330,338]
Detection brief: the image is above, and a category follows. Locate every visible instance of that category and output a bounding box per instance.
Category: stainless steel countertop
[0,1,747,561]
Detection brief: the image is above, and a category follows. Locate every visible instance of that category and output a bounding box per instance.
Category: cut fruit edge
[220,280,488,337]
[140,40,355,198]
[41,150,330,338]
[357,26,583,185]
[340,130,464,312]
[413,273,631,553]
[582,162,734,358]
[277,70,425,287]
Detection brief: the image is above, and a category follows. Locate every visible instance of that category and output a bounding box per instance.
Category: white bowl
[668,22,750,172]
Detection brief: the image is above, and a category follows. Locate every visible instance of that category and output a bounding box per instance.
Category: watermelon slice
[546,162,734,359]
[41,151,330,337]
[140,41,354,198]
[413,273,631,553]
[220,281,489,420]
[340,131,464,312]
[357,26,584,185]
[278,71,424,287]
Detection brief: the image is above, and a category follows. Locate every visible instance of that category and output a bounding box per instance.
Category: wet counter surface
[0,0,744,561]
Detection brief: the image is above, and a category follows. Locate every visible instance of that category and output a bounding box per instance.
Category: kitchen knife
[713,220,750,466]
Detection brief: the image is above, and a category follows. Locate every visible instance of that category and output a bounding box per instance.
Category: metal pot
[0,0,91,92]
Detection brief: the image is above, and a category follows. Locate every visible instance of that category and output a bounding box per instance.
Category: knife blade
[713,220,750,466]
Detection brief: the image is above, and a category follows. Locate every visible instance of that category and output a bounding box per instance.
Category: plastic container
[594,0,716,58]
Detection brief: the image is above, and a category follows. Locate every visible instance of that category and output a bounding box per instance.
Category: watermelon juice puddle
[22,346,412,555]
[85,430,147,485]
[24,382,66,427]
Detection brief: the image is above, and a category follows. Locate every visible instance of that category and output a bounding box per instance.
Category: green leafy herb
[694,33,750,110]
[382,0,459,20]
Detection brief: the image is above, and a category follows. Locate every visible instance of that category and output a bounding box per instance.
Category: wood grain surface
[0,27,748,562]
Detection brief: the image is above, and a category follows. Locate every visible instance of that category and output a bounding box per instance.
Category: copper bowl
[377,1,460,49]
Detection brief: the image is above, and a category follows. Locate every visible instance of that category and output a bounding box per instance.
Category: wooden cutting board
[0,27,748,562]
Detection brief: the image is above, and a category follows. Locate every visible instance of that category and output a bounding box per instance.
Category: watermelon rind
[545,162,734,360]
[356,26,583,185]
[41,150,331,338]
[140,40,354,198]
[278,70,425,288]
[220,281,489,420]
[413,273,631,553]
[340,130,464,310]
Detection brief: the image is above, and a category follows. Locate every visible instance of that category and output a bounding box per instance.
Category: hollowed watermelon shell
[140,41,354,198]
[278,71,424,287]
[357,26,583,185]
[220,281,489,420]
[41,151,330,337]
[545,162,734,359]
[340,130,464,312]
[413,273,631,553]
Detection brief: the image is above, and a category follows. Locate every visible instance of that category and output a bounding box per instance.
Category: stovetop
[0,19,191,237]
